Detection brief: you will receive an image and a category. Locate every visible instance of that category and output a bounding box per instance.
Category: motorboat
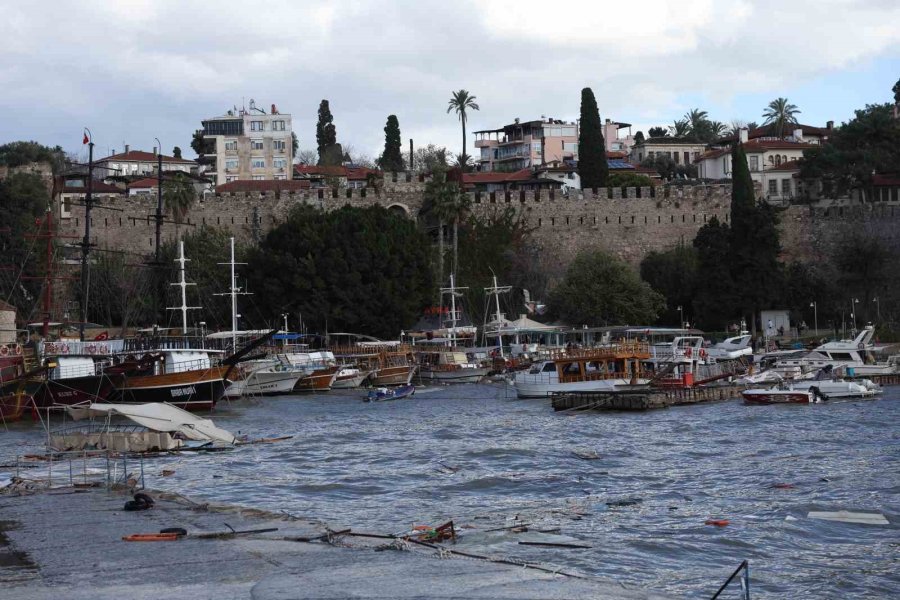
[706,333,753,361]
[775,326,898,376]
[363,385,415,402]
[224,356,305,397]
[332,366,370,389]
[511,343,651,399]
[742,385,820,405]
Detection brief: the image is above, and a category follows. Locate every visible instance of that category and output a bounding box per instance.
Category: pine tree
[316,100,337,165]
[577,88,608,189]
[378,115,404,172]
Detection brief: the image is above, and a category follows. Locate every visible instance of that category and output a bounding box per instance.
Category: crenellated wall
[54,172,900,269]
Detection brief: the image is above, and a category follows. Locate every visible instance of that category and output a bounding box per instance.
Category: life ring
[99,344,109,354]
[62,343,70,354]
[14,344,22,355]
[0,346,8,356]
[699,348,707,359]
[684,347,692,358]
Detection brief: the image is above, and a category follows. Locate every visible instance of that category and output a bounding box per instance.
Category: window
[532,141,542,155]
[273,139,286,152]
[684,151,690,164]
[647,151,654,158]
[250,121,264,131]
[782,179,791,195]
[272,120,285,131]
[251,139,264,150]
[722,157,728,174]
[749,156,759,171]
[252,175,265,180]
[273,158,287,170]
[673,152,680,164]
[226,176,237,182]
[225,159,238,170]
[775,155,782,166]
[768,180,777,194]
[251,158,266,169]
[61,197,72,218]
[225,140,238,151]
[274,175,286,180]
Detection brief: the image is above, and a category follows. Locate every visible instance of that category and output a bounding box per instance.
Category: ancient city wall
[52,172,900,268]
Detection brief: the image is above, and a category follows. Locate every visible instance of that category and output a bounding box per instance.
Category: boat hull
[513,377,640,399]
[742,390,814,405]
[370,365,415,387]
[364,384,415,402]
[417,367,489,384]
[0,392,32,422]
[226,370,303,397]
[106,366,230,411]
[34,375,116,408]
[294,366,339,392]
[332,370,370,389]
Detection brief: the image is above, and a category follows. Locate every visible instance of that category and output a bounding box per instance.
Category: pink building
[474,118,578,172]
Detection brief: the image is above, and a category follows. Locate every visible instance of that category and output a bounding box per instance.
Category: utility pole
[79,129,94,342]
[409,138,414,172]
[153,139,164,330]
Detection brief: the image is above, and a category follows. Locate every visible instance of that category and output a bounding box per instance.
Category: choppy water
[2,384,898,598]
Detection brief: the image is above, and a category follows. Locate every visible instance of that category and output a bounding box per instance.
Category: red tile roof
[55,176,123,195]
[606,151,628,159]
[718,123,833,144]
[128,177,159,189]
[98,150,195,164]
[462,168,533,184]
[767,160,801,172]
[216,180,310,193]
[294,165,382,180]
[742,141,817,152]
[694,148,730,163]
[873,174,900,186]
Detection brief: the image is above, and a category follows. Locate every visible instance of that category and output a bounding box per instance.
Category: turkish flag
[94,331,109,341]
[83,133,89,145]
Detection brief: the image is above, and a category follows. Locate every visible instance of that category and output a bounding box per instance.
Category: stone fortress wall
[52,171,900,268]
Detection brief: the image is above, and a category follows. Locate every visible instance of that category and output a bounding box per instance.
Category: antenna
[215,237,251,351]
[166,240,201,335]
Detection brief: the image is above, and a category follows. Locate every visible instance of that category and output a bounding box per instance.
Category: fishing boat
[511,343,652,399]
[363,384,415,402]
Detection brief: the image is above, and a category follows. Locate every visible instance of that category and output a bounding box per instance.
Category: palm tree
[670,119,691,138]
[683,108,709,138]
[163,173,195,239]
[762,97,801,139]
[709,120,727,138]
[447,90,479,171]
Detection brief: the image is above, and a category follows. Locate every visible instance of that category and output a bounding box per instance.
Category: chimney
[739,127,749,144]
[271,103,277,114]
[125,144,130,154]
[826,120,834,130]
[793,128,803,142]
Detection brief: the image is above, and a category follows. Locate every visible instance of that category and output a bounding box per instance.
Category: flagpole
[79,128,94,342]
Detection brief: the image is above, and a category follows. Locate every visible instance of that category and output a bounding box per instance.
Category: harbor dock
[551,385,746,412]
[0,485,676,599]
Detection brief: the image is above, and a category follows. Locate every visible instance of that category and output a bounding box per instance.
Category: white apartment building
[201,99,293,186]
[95,146,195,178]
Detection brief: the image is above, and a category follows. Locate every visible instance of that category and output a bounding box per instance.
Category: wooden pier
[854,373,900,386]
[551,385,746,412]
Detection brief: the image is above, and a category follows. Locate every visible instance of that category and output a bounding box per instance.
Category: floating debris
[705,519,730,527]
[571,450,601,460]
[808,511,888,525]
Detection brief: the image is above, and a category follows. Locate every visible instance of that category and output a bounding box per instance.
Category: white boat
[706,333,753,361]
[332,366,370,389]
[511,343,651,399]
[775,326,898,376]
[224,357,306,397]
[416,349,490,384]
[742,385,820,405]
[789,367,881,398]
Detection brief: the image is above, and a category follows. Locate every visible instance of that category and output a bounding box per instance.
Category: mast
[440,274,468,347]
[483,272,511,357]
[166,240,200,335]
[215,237,249,352]
[79,133,94,342]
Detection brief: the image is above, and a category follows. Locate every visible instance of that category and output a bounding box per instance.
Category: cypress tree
[316,100,337,165]
[379,115,404,172]
[729,142,755,226]
[577,87,608,189]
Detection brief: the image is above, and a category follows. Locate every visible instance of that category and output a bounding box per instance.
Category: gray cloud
[1,0,898,161]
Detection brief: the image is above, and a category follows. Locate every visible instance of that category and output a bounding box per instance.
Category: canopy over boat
[64,402,236,444]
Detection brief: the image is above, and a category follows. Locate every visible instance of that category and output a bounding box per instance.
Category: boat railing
[51,359,116,380]
[122,336,210,353]
[10,450,147,491]
[545,342,651,361]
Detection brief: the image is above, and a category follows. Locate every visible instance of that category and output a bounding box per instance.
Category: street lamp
[677,305,684,329]
[809,301,818,336]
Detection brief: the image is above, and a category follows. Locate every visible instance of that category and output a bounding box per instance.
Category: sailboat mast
[166,240,199,335]
[42,208,53,338]
[230,237,237,351]
[448,274,457,346]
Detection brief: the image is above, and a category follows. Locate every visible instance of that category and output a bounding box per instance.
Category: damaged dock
[551,385,745,412]
[0,485,677,599]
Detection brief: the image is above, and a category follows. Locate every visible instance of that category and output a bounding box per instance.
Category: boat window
[563,363,580,374]
[542,362,557,373]
[828,352,854,361]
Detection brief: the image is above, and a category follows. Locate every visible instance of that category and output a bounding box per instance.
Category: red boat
[742,387,816,405]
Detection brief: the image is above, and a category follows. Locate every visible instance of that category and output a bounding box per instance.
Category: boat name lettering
[170,386,197,398]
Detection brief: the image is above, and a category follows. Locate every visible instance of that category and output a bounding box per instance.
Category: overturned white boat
[51,402,236,452]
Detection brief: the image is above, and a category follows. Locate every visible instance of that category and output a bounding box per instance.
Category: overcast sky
[2,0,898,163]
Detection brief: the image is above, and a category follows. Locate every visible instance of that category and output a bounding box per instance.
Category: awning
[65,403,235,444]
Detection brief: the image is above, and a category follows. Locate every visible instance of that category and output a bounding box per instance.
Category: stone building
[201,100,293,186]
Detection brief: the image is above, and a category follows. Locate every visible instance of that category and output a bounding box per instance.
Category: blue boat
[364,384,415,402]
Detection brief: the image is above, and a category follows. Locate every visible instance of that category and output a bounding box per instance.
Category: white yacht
[775,326,898,376]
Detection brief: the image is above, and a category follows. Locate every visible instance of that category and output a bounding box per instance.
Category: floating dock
[551,385,746,412]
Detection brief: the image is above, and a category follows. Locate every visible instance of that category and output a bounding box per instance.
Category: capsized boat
[364,385,415,402]
[51,402,236,452]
